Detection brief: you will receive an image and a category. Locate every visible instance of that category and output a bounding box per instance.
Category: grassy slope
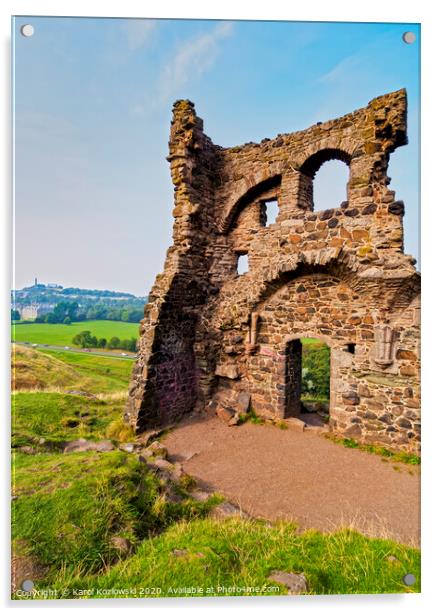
[12,345,80,391]
[12,451,219,587]
[12,345,133,448]
[12,320,139,346]
[12,392,127,447]
[38,349,133,391]
[12,344,133,393]
[11,346,420,598]
[54,519,419,597]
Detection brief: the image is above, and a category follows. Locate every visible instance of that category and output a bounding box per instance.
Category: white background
[1,1,437,615]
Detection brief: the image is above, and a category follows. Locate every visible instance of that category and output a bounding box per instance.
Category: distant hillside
[13,281,146,304]
[12,281,147,323]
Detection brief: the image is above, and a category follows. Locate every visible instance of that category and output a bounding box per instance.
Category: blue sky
[13,17,420,295]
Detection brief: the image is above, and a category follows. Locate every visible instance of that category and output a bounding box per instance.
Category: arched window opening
[312,159,349,211]
[260,199,279,227]
[224,174,281,233]
[237,253,249,275]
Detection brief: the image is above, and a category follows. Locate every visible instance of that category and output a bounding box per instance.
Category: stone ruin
[126,89,420,453]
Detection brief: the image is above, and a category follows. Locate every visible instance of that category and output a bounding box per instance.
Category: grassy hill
[12,344,133,393]
[11,344,134,449]
[11,320,139,347]
[11,346,420,598]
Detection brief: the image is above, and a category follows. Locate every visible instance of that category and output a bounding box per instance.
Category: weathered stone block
[342,392,360,406]
[396,349,417,360]
[400,365,416,377]
[215,364,239,379]
[388,201,405,216]
[268,571,309,595]
[235,391,251,415]
[285,417,306,432]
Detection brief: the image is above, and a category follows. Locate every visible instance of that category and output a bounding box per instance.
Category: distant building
[21,278,62,291]
[21,303,54,320]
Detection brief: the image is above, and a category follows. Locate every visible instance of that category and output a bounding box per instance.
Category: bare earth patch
[163,415,420,546]
[11,551,48,594]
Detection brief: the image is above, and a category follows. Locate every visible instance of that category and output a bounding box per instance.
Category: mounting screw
[21,579,34,591]
[402,32,416,44]
[402,573,416,586]
[20,24,34,37]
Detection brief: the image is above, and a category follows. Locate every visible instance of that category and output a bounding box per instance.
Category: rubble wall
[126,90,420,453]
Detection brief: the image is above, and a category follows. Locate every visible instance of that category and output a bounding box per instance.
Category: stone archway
[243,270,358,424]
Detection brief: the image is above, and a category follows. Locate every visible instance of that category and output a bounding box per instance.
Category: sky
[12,18,420,296]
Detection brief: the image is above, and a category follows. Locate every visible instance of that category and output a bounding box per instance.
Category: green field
[12,320,139,347]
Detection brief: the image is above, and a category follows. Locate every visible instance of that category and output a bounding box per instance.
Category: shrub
[302,343,330,399]
[106,418,135,443]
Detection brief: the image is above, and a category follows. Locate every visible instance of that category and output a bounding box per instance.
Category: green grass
[326,435,421,466]
[40,349,133,391]
[13,345,81,391]
[41,518,420,598]
[12,392,127,448]
[12,320,139,347]
[12,344,133,394]
[12,450,220,591]
[238,407,265,425]
[12,346,135,448]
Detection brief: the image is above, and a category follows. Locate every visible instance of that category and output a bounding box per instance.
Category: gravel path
[163,415,420,546]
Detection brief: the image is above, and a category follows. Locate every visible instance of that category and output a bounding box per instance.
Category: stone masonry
[126,89,420,453]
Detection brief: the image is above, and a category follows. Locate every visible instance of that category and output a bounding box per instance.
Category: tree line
[61,287,137,298]
[33,301,143,324]
[72,330,137,352]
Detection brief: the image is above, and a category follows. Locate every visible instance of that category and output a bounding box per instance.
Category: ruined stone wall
[125,101,221,429]
[127,89,420,453]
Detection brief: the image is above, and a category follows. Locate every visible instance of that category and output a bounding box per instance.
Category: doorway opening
[284,337,330,424]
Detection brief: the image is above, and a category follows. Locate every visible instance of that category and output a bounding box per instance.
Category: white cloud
[158,21,233,101]
[122,19,157,51]
[316,31,397,87]
[317,54,362,85]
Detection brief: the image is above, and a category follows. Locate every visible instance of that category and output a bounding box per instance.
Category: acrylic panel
[11,16,420,599]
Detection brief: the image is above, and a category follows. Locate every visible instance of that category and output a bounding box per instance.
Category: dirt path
[163,415,420,546]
